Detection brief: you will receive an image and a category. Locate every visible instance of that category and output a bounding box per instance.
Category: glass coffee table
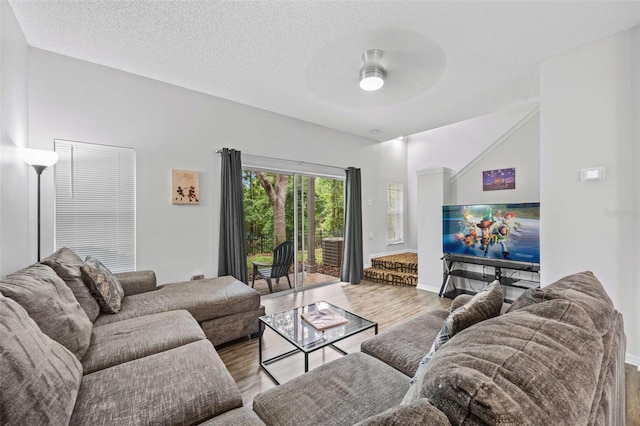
[258,301,378,385]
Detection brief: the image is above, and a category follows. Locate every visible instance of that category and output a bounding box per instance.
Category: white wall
[416,167,454,292]
[23,48,407,284]
[540,27,640,362]
[450,110,540,205]
[366,137,409,260]
[415,110,540,291]
[406,101,538,249]
[0,1,30,276]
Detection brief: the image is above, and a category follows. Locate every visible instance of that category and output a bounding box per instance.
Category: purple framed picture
[482,168,515,191]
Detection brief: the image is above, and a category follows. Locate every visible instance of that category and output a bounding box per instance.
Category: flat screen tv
[442,202,540,264]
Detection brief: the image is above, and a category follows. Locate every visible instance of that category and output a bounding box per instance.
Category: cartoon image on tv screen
[442,203,540,263]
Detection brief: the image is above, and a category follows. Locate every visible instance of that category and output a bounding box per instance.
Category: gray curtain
[341,167,363,283]
[218,148,248,283]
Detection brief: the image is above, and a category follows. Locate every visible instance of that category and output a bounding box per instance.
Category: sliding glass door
[294,174,344,290]
[244,169,344,296]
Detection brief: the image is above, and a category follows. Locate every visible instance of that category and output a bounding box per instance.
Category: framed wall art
[482,168,515,191]
[172,169,200,204]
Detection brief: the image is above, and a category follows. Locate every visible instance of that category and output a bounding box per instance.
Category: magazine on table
[301,307,349,331]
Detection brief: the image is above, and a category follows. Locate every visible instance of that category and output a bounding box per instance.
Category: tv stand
[440,254,540,302]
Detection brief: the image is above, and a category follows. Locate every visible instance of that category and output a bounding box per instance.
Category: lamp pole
[32,165,47,262]
[22,148,59,263]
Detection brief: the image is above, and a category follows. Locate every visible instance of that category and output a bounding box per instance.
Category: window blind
[54,140,136,272]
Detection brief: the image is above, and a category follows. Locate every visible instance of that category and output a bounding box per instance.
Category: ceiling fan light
[360,66,386,91]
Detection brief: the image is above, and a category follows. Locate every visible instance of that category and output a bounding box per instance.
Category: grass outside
[247,248,324,272]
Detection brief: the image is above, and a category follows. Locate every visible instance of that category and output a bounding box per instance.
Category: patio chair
[251,241,294,293]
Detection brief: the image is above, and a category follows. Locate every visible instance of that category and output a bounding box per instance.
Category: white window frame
[54,139,136,272]
[386,182,404,245]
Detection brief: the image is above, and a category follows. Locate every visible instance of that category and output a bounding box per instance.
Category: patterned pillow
[402,280,503,404]
[80,256,125,314]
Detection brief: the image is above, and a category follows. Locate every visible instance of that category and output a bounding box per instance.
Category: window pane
[386,182,403,244]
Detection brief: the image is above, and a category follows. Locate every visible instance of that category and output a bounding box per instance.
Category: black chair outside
[251,241,294,293]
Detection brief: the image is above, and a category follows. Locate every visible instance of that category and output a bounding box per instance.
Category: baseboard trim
[417,283,440,294]
[626,353,640,368]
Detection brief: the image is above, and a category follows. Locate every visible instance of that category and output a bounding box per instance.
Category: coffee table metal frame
[258,300,378,385]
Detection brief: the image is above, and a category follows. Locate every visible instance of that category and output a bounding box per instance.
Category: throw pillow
[0,263,93,360]
[402,280,503,404]
[81,256,125,314]
[445,280,504,334]
[41,247,101,322]
[449,293,473,312]
[0,293,82,424]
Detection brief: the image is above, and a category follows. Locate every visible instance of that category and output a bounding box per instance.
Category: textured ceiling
[8,1,640,142]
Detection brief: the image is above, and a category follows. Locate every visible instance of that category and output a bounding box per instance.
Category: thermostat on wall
[581,167,605,181]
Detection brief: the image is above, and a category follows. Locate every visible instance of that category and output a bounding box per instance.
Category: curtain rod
[216,149,346,173]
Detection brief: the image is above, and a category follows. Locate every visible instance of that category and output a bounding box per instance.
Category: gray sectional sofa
[252,271,626,425]
[1,250,627,425]
[0,247,265,425]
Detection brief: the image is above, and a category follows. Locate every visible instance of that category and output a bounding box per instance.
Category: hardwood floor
[627,364,640,425]
[249,272,340,297]
[216,280,640,424]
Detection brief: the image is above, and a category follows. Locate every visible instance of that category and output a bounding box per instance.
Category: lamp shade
[21,148,59,168]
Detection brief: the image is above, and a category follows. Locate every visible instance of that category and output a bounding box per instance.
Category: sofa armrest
[114,270,157,296]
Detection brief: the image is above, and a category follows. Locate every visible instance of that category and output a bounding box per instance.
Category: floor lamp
[22,148,59,262]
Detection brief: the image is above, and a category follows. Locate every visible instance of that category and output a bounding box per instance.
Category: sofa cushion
[80,256,125,314]
[361,308,449,377]
[93,275,261,326]
[41,247,101,322]
[0,263,92,359]
[82,310,206,374]
[354,398,451,426]
[0,293,82,425]
[408,299,604,425]
[506,271,614,335]
[589,311,626,425]
[200,306,266,346]
[253,352,410,426]
[197,407,266,425]
[70,340,242,426]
